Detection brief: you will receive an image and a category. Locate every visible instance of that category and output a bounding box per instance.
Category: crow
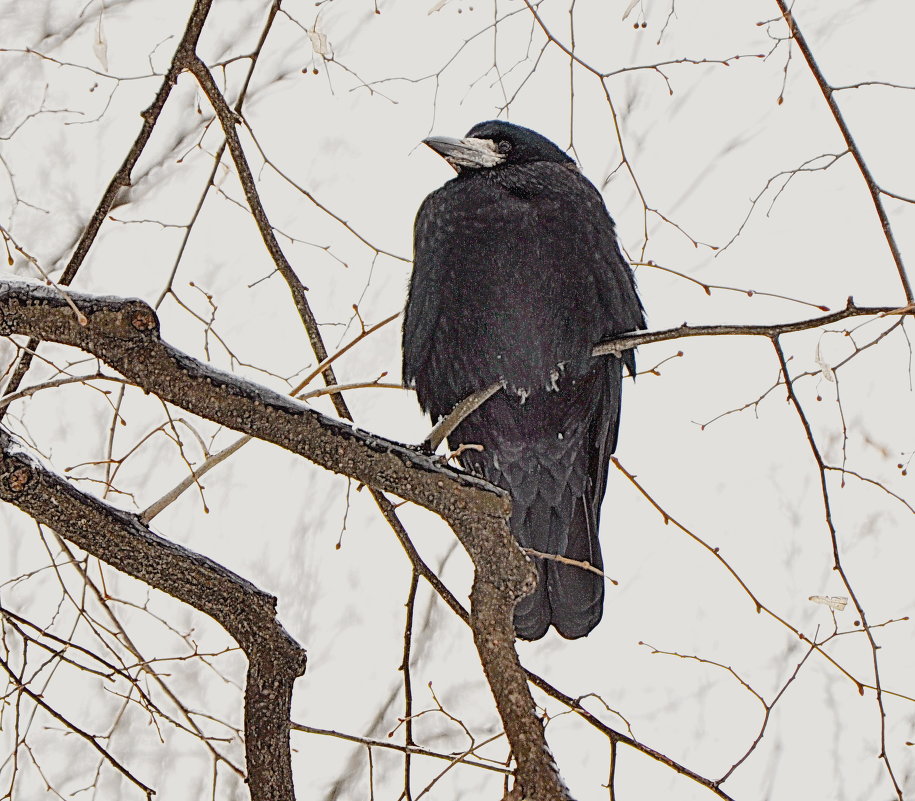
[402,120,644,640]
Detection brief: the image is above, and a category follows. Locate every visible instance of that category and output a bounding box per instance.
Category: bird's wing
[402,192,446,397]
[539,164,645,347]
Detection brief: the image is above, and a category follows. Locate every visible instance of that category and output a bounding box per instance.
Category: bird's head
[423,120,574,172]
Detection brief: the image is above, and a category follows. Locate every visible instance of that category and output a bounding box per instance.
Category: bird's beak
[423,136,504,170]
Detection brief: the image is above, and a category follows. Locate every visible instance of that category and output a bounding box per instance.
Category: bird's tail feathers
[543,494,604,639]
[510,480,604,641]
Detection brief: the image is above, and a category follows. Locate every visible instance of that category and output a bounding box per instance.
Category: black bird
[402,121,644,640]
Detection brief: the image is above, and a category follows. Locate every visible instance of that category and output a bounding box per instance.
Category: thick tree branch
[0,280,505,522]
[0,429,305,801]
[0,280,574,799]
[9,281,903,800]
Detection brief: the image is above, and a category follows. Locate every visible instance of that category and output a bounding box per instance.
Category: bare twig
[0,431,307,801]
[522,548,618,585]
[401,571,419,801]
[0,0,218,413]
[773,2,913,303]
[593,299,913,356]
[772,337,902,799]
[424,381,502,451]
[290,723,511,775]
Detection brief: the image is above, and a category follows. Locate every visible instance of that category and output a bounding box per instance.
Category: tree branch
[773,1,913,303]
[0,280,506,522]
[8,280,902,799]
[0,280,575,800]
[593,298,911,356]
[0,0,217,412]
[186,54,322,366]
[426,299,913,453]
[0,429,306,801]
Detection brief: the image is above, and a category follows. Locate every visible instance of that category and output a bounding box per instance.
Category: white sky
[1,1,914,799]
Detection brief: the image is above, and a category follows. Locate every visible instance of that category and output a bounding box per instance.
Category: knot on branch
[0,283,163,344]
[86,299,160,341]
[6,465,32,493]
[130,306,157,331]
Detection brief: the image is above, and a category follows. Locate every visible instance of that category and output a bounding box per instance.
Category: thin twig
[401,572,419,801]
[424,381,502,451]
[771,336,902,799]
[773,1,913,303]
[0,0,217,414]
[290,723,511,774]
[0,653,155,797]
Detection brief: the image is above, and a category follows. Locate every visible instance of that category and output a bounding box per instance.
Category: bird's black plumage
[403,120,644,640]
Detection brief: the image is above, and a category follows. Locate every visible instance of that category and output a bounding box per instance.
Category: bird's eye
[496,140,512,154]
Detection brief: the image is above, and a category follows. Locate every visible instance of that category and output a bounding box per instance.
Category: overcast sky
[1,1,914,799]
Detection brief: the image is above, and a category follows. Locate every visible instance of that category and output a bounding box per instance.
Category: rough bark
[0,280,572,799]
[0,281,506,527]
[0,429,306,801]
